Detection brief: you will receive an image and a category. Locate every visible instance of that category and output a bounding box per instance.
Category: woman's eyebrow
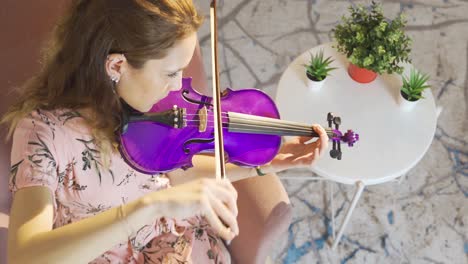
[167,64,189,73]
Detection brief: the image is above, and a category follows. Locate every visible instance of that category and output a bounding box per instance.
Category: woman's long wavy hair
[1,0,203,169]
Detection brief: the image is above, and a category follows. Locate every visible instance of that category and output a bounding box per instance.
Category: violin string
[227,122,319,135]
[183,114,333,132]
[203,110,316,130]
[182,122,334,137]
[181,123,316,136]
[176,108,319,131]
[183,112,315,131]
[183,119,314,132]
[182,121,313,132]
[227,126,314,136]
[162,108,335,134]
[182,114,331,130]
[229,113,315,130]
[185,119,313,132]
[182,120,334,136]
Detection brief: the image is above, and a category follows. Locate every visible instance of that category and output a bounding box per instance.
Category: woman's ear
[105,54,127,82]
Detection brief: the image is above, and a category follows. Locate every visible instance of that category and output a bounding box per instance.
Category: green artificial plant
[401,68,431,101]
[304,50,337,81]
[332,1,412,75]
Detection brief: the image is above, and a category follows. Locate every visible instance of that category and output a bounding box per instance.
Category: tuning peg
[327,112,334,127]
[330,140,338,159]
[337,141,342,160]
[330,149,340,159]
[333,116,341,126]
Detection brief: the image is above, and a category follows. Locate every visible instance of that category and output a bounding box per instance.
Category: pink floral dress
[9,109,231,263]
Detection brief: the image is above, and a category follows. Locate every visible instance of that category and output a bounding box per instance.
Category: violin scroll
[327,112,359,160]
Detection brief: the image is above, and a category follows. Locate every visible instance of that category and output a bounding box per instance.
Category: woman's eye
[167,71,179,78]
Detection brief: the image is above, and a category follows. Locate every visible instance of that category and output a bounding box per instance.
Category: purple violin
[117,77,359,175]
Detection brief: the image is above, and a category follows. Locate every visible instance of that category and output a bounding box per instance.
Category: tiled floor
[196,0,467,263]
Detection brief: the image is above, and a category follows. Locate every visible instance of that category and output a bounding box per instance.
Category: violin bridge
[198,106,208,132]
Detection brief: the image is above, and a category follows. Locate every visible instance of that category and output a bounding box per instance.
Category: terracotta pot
[348,63,378,83]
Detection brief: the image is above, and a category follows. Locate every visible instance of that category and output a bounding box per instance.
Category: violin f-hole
[182,89,213,107]
[183,137,215,154]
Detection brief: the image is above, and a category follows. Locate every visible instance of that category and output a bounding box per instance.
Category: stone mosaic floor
[195,0,467,263]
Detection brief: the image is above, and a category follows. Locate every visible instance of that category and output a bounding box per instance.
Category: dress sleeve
[8,110,61,219]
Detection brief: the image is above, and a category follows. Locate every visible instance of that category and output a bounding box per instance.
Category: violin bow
[210,0,226,180]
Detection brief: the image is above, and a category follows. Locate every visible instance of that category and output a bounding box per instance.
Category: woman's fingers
[201,191,238,241]
[298,136,310,144]
[312,124,329,155]
[298,146,320,166]
[201,196,234,241]
[197,179,239,241]
[209,180,238,217]
[313,147,320,162]
[221,178,238,200]
[207,190,239,235]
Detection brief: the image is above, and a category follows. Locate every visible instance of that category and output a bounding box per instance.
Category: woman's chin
[144,104,154,112]
[145,100,160,112]
[142,95,166,112]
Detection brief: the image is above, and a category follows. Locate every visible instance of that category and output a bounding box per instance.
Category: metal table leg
[330,181,365,249]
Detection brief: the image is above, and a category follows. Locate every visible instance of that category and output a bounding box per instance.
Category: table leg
[328,181,336,241]
[330,181,365,250]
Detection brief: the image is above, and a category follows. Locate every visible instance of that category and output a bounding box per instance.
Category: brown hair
[1,0,203,169]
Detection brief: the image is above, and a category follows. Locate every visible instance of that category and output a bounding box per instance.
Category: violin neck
[227,112,334,138]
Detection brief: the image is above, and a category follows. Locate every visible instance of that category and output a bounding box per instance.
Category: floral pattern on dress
[76,138,115,184]
[9,109,231,263]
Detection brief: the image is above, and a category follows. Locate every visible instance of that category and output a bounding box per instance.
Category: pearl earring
[111,76,120,83]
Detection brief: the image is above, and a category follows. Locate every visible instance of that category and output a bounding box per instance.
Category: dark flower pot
[306,71,322,81]
[348,63,378,83]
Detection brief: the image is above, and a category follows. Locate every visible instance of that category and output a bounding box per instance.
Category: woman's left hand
[267,124,329,173]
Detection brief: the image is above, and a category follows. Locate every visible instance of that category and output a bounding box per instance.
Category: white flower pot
[399,91,420,111]
[306,72,326,91]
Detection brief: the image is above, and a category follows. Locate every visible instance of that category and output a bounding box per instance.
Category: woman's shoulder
[14,108,93,144]
[41,108,92,133]
[20,108,84,125]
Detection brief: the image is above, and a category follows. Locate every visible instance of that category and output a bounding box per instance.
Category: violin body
[118,0,359,176]
[119,77,282,174]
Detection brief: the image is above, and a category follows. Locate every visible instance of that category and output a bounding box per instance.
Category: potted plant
[303,50,337,90]
[332,1,412,83]
[399,68,431,111]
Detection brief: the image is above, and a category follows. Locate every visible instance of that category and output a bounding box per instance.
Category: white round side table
[275,42,438,249]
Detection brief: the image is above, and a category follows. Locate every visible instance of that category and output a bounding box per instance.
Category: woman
[2,0,329,263]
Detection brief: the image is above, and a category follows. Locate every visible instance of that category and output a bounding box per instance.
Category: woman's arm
[8,179,239,264]
[8,186,150,264]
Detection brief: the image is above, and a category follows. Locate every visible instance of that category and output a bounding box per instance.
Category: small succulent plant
[304,50,337,81]
[401,68,431,101]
